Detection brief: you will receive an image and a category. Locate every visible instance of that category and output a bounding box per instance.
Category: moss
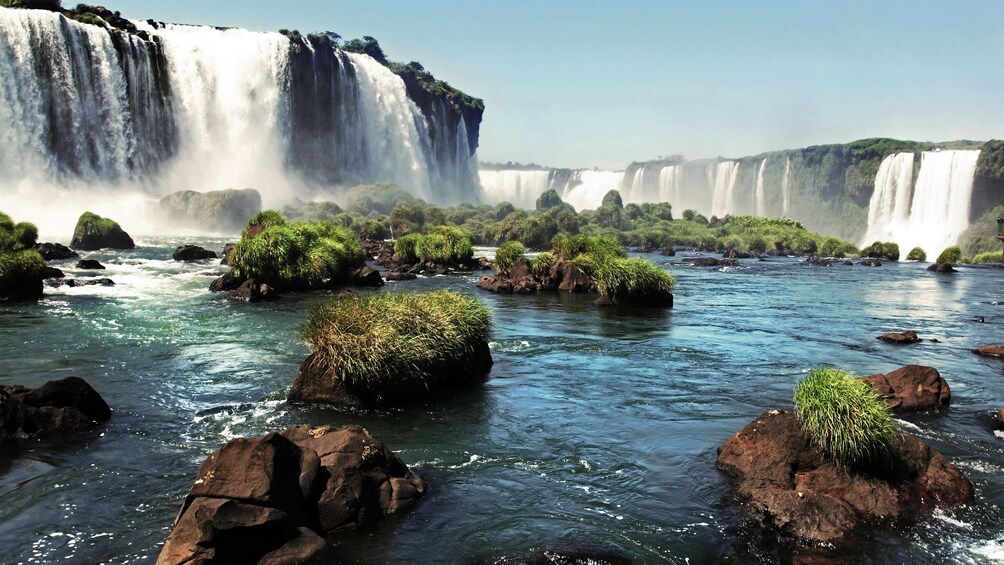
[793,367,898,470]
[936,246,962,266]
[906,247,927,261]
[301,290,492,397]
[71,211,132,250]
[229,221,364,291]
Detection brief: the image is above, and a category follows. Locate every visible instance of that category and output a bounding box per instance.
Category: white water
[658,165,682,206]
[781,158,791,216]
[478,169,552,209]
[561,170,626,211]
[624,168,646,203]
[862,150,980,257]
[754,159,767,216]
[709,161,740,217]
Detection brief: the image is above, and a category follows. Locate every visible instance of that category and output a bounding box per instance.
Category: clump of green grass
[936,245,962,266]
[494,241,526,273]
[393,233,422,264]
[593,257,676,300]
[229,221,364,290]
[302,290,492,396]
[551,234,624,261]
[531,251,555,279]
[392,226,474,265]
[0,211,46,299]
[968,250,1003,264]
[905,246,927,261]
[243,210,286,238]
[793,367,898,470]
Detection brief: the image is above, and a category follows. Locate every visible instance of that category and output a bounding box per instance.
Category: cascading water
[709,161,739,217]
[781,158,791,216]
[0,7,481,236]
[862,150,980,257]
[561,170,626,211]
[658,165,681,206]
[477,169,552,209]
[754,159,767,217]
[624,168,646,203]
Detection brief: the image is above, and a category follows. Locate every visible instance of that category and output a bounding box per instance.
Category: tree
[535,189,562,211]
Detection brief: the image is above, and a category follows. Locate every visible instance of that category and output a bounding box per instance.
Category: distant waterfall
[754,159,767,216]
[658,165,681,205]
[709,161,739,217]
[781,158,791,216]
[561,170,626,211]
[478,169,552,209]
[862,150,980,256]
[0,7,480,235]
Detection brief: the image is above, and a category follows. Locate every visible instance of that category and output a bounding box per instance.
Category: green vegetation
[959,205,1004,258]
[535,189,563,211]
[936,246,962,266]
[301,290,492,396]
[347,182,419,216]
[0,212,47,298]
[592,257,676,301]
[905,247,927,261]
[229,220,364,291]
[392,227,474,265]
[530,251,555,279]
[860,241,900,261]
[793,367,898,470]
[71,211,132,250]
[494,241,526,273]
[0,0,60,9]
[967,251,1003,264]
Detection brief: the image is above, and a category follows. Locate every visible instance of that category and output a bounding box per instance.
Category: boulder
[1,377,111,441]
[220,243,235,265]
[877,330,920,344]
[973,344,1004,358]
[863,365,950,413]
[35,242,78,260]
[156,425,424,565]
[159,189,262,233]
[858,258,882,267]
[382,270,417,281]
[172,245,218,261]
[209,270,244,292]
[76,259,105,270]
[681,257,740,267]
[70,212,134,250]
[478,257,540,294]
[927,263,957,273]
[41,266,64,279]
[68,278,114,287]
[346,266,384,287]
[233,279,279,302]
[660,246,676,257]
[289,340,493,408]
[557,262,594,292]
[995,408,1004,431]
[717,410,973,549]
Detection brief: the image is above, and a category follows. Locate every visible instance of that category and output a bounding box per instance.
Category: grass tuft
[494,241,526,273]
[936,246,962,266]
[905,246,927,261]
[301,290,492,396]
[229,221,363,290]
[793,367,898,470]
[393,226,474,264]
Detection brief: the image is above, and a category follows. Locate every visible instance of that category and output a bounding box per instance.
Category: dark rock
[210,270,244,292]
[382,270,417,281]
[877,330,920,344]
[497,539,633,564]
[76,259,105,270]
[973,344,1004,358]
[478,257,540,294]
[71,214,134,251]
[716,410,973,550]
[233,279,280,302]
[927,263,956,273]
[289,340,493,409]
[65,278,115,287]
[41,267,64,279]
[858,258,882,267]
[156,425,423,565]
[725,250,752,259]
[172,245,218,261]
[557,262,594,292]
[996,408,1004,431]
[35,242,78,260]
[660,246,676,257]
[347,266,384,287]
[1,377,111,441]
[863,365,951,413]
[681,257,740,267]
[220,243,235,265]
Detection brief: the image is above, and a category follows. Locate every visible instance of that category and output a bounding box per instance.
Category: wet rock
[1,377,111,441]
[973,344,1004,358]
[995,409,1004,431]
[66,278,115,287]
[156,425,423,565]
[725,250,753,259]
[716,410,973,550]
[41,266,64,279]
[681,257,740,267]
[76,259,105,270]
[495,539,633,564]
[346,266,384,287]
[660,246,676,257]
[478,257,540,294]
[233,279,279,302]
[877,330,921,344]
[382,270,417,281]
[863,365,950,413]
[35,242,78,260]
[70,213,134,251]
[556,261,594,292]
[220,243,235,265]
[209,270,244,292]
[927,263,957,273]
[858,258,882,267]
[172,244,218,261]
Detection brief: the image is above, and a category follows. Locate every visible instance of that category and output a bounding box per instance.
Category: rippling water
[1,238,1002,563]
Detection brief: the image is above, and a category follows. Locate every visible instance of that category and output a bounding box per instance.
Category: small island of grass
[0,212,47,301]
[288,290,494,407]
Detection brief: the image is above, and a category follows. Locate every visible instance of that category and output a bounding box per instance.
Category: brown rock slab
[1,377,111,441]
[973,344,1004,358]
[877,330,920,344]
[716,410,973,550]
[863,365,950,413]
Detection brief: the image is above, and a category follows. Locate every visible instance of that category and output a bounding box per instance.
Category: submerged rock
[973,344,1004,358]
[927,263,956,273]
[76,259,105,270]
[858,258,882,267]
[1,377,111,441]
[716,410,973,550]
[233,278,280,302]
[172,245,218,262]
[494,539,633,564]
[863,365,950,413]
[35,242,78,260]
[877,330,921,344]
[156,425,424,565]
[681,257,739,267]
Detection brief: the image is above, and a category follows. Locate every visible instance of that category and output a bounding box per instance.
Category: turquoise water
[1,237,1002,563]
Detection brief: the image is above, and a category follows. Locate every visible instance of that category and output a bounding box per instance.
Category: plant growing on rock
[392,227,474,265]
[71,211,134,250]
[229,221,364,290]
[494,241,526,273]
[531,251,555,278]
[300,290,492,397]
[592,257,676,301]
[0,212,47,300]
[793,367,898,470]
[936,246,961,266]
[906,247,927,261]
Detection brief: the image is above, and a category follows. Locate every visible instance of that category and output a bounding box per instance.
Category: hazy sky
[120,0,1003,169]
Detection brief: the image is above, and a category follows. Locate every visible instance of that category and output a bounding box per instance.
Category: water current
[1,238,1002,563]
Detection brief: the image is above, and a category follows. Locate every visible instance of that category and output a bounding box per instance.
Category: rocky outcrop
[156,425,424,565]
[35,242,78,260]
[365,238,491,276]
[858,258,882,267]
[172,245,218,261]
[382,270,417,281]
[681,257,740,267]
[76,259,105,270]
[159,189,262,233]
[209,270,244,292]
[70,213,135,251]
[716,410,973,550]
[877,330,921,344]
[863,365,951,413]
[927,263,957,273]
[477,257,545,294]
[220,243,235,265]
[973,344,1004,358]
[1,377,111,441]
[333,266,384,288]
[289,341,493,409]
[46,278,115,288]
[233,279,279,302]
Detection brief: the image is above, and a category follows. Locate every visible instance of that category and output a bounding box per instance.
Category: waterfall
[561,170,626,211]
[658,165,681,205]
[861,150,980,257]
[624,168,646,203]
[0,8,480,236]
[709,161,739,217]
[781,158,791,216]
[478,169,552,209]
[754,159,767,216]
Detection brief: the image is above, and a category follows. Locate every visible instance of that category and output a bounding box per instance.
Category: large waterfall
[0,8,480,235]
[863,150,981,257]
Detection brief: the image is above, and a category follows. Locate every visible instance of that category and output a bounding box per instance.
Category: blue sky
[120,0,1003,169]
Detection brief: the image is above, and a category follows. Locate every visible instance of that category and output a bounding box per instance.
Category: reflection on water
[0,241,1001,563]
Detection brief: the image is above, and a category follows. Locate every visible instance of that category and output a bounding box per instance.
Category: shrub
[359,219,389,240]
[531,251,555,278]
[881,242,900,261]
[243,210,286,238]
[593,257,676,300]
[301,290,492,396]
[393,233,422,264]
[229,221,364,290]
[535,189,563,211]
[906,247,927,261]
[861,241,899,261]
[793,367,898,470]
[968,251,1002,264]
[0,212,46,299]
[936,246,961,266]
[551,234,624,261]
[494,241,525,273]
[393,227,473,264]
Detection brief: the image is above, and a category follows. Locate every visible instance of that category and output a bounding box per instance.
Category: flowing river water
[1,238,1002,563]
